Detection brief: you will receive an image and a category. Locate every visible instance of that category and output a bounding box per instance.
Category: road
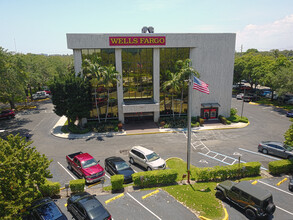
[1,98,292,219]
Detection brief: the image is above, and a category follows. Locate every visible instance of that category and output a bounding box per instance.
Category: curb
[199,208,228,220]
[51,116,250,139]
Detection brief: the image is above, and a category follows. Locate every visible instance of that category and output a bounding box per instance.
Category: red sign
[109,36,166,46]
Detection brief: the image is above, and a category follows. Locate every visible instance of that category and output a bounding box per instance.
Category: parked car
[258,141,293,159]
[66,152,105,184]
[0,109,15,119]
[32,91,49,100]
[44,90,51,95]
[23,197,67,220]
[289,176,293,191]
[287,110,293,117]
[104,156,135,183]
[128,146,166,171]
[287,98,293,105]
[236,93,244,100]
[243,93,259,102]
[67,192,111,220]
[215,180,275,219]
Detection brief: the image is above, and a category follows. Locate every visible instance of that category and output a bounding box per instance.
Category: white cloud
[236,14,293,51]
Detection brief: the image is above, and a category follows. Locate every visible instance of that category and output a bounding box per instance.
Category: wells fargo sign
[109,36,166,46]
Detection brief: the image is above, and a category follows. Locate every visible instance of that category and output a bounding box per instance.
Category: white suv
[128,146,166,171]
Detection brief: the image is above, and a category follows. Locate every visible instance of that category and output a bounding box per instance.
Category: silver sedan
[258,141,293,159]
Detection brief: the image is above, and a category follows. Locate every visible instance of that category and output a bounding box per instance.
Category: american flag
[193,76,209,94]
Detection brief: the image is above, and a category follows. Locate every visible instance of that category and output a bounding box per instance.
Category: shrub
[70,179,85,193]
[111,175,124,191]
[230,108,237,116]
[132,169,178,187]
[190,161,261,182]
[268,159,293,175]
[39,180,61,197]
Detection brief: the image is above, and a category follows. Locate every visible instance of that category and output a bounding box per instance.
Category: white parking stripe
[258,180,293,196]
[239,148,280,160]
[126,192,162,220]
[276,206,293,216]
[57,161,76,180]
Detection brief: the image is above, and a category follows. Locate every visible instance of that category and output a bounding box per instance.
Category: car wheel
[288,156,293,160]
[147,167,152,171]
[215,190,225,200]
[68,163,72,171]
[262,149,268,154]
[245,208,256,220]
[266,202,276,215]
[129,157,134,165]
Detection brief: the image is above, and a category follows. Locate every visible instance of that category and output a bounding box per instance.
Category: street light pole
[187,74,193,183]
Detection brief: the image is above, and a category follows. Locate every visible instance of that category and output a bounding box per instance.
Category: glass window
[81,49,118,120]
[160,48,190,116]
[241,192,250,200]
[122,48,153,101]
[82,159,98,168]
[231,187,240,194]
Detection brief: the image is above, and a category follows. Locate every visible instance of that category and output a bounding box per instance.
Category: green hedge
[39,180,61,197]
[191,162,261,182]
[70,179,85,193]
[132,169,178,187]
[111,175,124,191]
[268,159,293,175]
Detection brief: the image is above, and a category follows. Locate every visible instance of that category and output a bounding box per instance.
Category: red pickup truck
[66,152,105,184]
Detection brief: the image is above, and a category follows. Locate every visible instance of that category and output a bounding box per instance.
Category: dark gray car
[258,141,293,159]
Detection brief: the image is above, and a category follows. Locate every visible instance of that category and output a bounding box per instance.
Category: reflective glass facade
[82,49,118,119]
[122,49,153,101]
[160,48,190,115]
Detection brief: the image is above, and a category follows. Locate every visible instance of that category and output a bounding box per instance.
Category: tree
[176,59,198,117]
[100,65,120,121]
[0,134,52,219]
[162,71,181,118]
[50,73,92,125]
[82,57,103,123]
[0,49,27,109]
[284,119,293,146]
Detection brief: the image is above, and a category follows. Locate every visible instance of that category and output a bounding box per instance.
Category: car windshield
[146,152,160,162]
[284,144,293,151]
[35,202,62,220]
[82,158,98,168]
[116,161,130,171]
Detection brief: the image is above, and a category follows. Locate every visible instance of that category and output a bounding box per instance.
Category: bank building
[66,27,236,124]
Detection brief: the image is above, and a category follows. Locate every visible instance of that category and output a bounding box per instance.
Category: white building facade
[67,33,236,123]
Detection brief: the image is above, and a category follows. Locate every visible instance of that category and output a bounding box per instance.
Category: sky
[1,0,293,55]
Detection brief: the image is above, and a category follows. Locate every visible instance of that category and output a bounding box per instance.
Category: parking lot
[1,98,293,219]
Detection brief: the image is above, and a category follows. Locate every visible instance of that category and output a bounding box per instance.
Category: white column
[115,48,124,123]
[153,48,160,122]
[73,49,82,77]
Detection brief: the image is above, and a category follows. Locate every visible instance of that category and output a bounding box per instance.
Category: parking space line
[126,192,162,220]
[258,180,293,196]
[238,148,280,160]
[57,161,76,180]
[276,205,293,216]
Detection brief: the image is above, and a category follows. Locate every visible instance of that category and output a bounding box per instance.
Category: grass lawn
[165,158,224,219]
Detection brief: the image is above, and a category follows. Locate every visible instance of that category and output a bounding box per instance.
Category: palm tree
[100,65,120,122]
[82,58,102,123]
[162,71,181,118]
[176,59,199,117]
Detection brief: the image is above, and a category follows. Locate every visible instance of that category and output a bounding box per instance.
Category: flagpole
[187,73,192,183]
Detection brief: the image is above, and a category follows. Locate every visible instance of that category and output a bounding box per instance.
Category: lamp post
[233,152,242,181]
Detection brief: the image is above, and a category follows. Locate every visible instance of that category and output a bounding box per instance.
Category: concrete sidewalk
[51,116,249,139]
